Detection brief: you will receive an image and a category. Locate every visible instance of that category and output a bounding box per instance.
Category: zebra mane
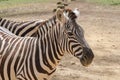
[38,15,57,29]
[63,9,78,20]
[36,8,78,33]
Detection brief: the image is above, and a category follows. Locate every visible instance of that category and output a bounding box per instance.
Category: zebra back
[0,17,44,37]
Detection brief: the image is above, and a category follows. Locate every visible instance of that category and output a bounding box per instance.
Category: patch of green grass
[0,0,53,3]
[0,0,55,9]
[87,0,120,5]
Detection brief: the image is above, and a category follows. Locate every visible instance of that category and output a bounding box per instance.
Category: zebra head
[56,8,94,66]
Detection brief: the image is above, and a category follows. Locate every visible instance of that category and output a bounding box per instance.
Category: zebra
[0,8,94,80]
[0,17,44,37]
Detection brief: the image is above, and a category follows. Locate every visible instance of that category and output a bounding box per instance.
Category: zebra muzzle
[80,47,94,66]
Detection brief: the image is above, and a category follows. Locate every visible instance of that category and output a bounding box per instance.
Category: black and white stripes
[0,8,94,80]
[0,17,43,37]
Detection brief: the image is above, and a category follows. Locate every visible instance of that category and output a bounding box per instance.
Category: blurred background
[0,0,120,80]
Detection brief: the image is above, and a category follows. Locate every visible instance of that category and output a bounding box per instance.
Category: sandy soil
[0,1,120,80]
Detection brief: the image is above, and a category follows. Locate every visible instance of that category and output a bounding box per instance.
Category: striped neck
[36,21,64,73]
[37,16,58,37]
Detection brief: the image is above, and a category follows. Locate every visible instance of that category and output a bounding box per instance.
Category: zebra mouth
[80,56,91,66]
[80,47,94,66]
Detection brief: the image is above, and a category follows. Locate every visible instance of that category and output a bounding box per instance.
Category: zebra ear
[73,8,80,17]
[56,9,64,22]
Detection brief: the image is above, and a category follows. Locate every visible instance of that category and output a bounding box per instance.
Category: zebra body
[0,8,94,80]
[0,29,59,80]
[0,18,44,37]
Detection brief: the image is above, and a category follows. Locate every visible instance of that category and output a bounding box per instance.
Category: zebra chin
[80,47,94,66]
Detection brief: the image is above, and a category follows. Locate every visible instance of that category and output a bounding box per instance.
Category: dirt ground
[0,1,120,80]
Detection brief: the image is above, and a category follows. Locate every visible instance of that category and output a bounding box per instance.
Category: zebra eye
[65,25,70,29]
[65,22,71,29]
[67,31,73,36]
